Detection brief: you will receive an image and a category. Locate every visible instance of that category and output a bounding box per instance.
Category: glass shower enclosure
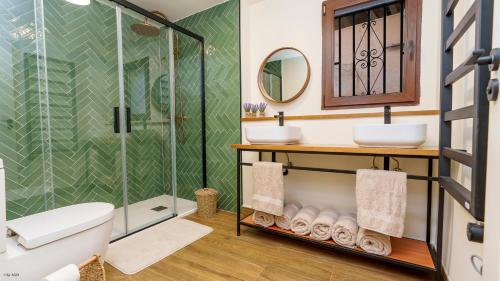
[0,0,204,240]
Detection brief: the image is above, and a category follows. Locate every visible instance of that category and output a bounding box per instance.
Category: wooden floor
[106,211,432,281]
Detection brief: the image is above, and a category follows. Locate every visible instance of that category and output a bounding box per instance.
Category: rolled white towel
[310,208,339,241]
[290,206,320,236]
[275,201,302,230]
[356,228,392,256]
[253,211,275,227]
[332,214,359,248]
[42,264,80,281]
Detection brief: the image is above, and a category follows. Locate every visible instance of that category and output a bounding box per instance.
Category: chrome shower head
[130,11,167,37]
[131,20,160,37]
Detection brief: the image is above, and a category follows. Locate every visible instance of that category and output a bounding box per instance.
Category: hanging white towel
[356,169,407,238]
[252,162,284,216]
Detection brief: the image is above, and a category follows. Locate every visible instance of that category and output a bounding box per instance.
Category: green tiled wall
[0,0,204,220]
[0,0,223,219]
[121,11,172,205]
[177,0,241,211]
[174,32,203,201]
[0,0,49,219]
[41,1,174,209]
[43,0,126,209]
[264,61,283,100]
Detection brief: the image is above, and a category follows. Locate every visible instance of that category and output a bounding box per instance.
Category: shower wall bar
[109,0,208,188]
[109,0,203,41]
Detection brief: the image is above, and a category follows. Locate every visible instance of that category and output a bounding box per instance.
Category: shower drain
[151,206,168,212]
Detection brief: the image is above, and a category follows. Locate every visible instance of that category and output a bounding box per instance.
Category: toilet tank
[0,159,6,254]
[2,202,114,281]
[7,202,114,249]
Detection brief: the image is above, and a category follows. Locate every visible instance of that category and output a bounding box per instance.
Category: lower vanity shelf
[239,214,436,273]
[233,144,442,279]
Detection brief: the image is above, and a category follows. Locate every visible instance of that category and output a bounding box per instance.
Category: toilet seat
[7,202,114,249]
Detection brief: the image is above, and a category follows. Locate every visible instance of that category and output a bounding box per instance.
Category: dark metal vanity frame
[234,146,443,280]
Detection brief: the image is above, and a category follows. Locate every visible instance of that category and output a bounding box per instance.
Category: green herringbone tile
[0,0,230,219]
[43,0,125,209]
[173,31,203,202]
[0,0,50,219]
[121,12,171,204]
[177,0,240,211]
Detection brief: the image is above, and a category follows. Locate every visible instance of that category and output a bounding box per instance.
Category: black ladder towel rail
[439,0,495,227]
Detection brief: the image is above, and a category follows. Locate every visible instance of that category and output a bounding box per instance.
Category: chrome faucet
[274,111,284,126]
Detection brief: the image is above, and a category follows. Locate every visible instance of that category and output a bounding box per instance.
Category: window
[322,0,421,109]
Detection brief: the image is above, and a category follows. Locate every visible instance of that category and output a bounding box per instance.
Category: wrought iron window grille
[333,1,403,97]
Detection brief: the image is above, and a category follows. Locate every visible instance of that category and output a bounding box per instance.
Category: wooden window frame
[322,0,422,109]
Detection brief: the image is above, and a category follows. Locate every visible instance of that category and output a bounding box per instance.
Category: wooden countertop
[241,109,439,122]
[230,144,439,157]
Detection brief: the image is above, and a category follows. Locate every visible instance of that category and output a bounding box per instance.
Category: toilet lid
[7,202,114,249]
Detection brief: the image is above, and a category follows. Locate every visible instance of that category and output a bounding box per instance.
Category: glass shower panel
[0,0,203,238]
[0,0,51,220]
[120,9,174,232]
[173,31,203,212]
[42,0,126,238]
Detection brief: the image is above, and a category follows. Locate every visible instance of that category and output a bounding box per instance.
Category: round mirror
[258,47,310,103]
[152,74,169,113]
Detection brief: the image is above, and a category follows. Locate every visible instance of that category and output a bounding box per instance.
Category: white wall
[240,0,500,280]
[241,0,440,116]
[281,56,308,98]
[482,0,500,279]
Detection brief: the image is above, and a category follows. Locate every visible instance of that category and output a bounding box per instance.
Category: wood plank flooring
[106,211,432,281]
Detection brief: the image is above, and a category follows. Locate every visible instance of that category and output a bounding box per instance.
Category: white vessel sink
[245,126,301,145]
[353,124,427,148]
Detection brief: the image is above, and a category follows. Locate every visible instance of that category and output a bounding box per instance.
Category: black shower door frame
[109,0,207,189]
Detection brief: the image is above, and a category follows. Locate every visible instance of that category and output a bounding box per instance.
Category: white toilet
[0,159,115,281]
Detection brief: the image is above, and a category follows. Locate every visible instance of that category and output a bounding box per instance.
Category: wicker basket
[195,188,218,218]
[79,255,106,281]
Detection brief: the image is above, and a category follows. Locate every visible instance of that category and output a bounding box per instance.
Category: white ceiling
[127,0,229,22]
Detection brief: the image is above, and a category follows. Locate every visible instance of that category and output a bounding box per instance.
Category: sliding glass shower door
[0,0,203,240]
[120,8,175,233]
[40,0,177,238]
[42,0,128,238]
[0,0,50,219]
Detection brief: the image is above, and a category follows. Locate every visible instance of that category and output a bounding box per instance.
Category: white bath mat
[105,219,213,275]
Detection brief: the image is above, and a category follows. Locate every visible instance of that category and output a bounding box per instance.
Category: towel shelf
[240,214,436,272]
[232,144,443,281]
